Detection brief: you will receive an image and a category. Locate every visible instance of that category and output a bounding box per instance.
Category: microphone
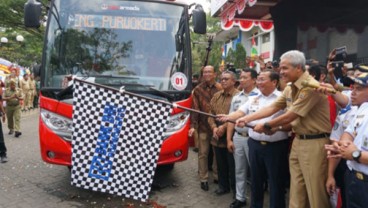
[301,80,337,94]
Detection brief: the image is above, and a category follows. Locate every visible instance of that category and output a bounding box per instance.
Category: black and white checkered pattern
[71,79,171,201]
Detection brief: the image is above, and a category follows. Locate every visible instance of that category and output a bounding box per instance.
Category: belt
[249,137,289,145]
[297,133,330,140]
[235,130,248,137]
[351,169,368,181]
[7,103,19,107]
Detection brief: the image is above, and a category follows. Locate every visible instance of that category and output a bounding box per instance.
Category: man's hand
[328,48,337,62]
[216,114,229,123]
[327,61,335,75]
[325,142,342,158]
[216,126,225,137]
[188,128,195,137]
[253,123,266,134]
[339,141,358,160]
[213,127,219,140]
[316,82,335,96]
[213,126,225,140]
[236,116,249,128]
[326,176,336,196]
[266,128,278,135]
[227,140,235,153]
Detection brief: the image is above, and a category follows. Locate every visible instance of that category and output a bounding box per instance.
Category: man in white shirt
[226,69,258,208]
[218,70,290,207]
[326,72,368,207]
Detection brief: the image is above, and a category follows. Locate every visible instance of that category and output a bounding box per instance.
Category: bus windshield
[43,0,189,92]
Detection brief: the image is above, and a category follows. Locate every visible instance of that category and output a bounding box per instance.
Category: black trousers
[214,146,235,192]
[335,159,347,208]
[248,138,289,208]
[345,169,368,208]
[0,120,7,157]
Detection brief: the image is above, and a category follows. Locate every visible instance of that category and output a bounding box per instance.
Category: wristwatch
[263,122,272,131]
[352,150,362,163]
[278,126,283,130]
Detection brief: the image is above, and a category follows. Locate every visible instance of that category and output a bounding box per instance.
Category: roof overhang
[213,26,239,42]
[212,0,368,27]
[211,0,279,20]
[211,0,277,37]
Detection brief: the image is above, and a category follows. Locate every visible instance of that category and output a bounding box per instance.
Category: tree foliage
[50,28,133,74]
[0,0,48,67]
[225,48,235,65]
[234,43,247,69]
[190,12,222,75]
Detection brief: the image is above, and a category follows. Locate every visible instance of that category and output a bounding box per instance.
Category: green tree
[190,12,222,75]
[0,0,47,67]
[225,48,235,65]
[234,43,247,69]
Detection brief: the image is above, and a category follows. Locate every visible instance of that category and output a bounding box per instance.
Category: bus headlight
[40,109,73,141]
[163,111,190,137]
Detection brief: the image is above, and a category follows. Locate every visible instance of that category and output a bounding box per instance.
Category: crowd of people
[190,49,368,208]
[0,64,40,164]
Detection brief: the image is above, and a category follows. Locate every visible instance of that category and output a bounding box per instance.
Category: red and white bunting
[221,19,274,32]
[248,0,257,7]
[228,6,237,21]
[236,0,247,14]
[220,0,258,25]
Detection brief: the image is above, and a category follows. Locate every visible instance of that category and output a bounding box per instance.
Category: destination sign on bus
[73,14,167,31]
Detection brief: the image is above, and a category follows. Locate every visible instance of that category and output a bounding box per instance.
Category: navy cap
[350,73,368,86]
[355,64,368,72]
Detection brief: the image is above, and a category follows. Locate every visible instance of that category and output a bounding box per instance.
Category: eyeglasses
[221,77,230,82]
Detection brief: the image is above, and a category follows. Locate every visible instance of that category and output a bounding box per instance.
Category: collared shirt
[330,103,357,141]
[190,81,222,132]
[5,76,19,89]
[345,102,368,174]
[239,90,289,142]
[4,88,23,106]
[20,78,30,91]
[29,79,36,90]
[272,71,331,135]
[229,88,259,137]
[208,88,239,147]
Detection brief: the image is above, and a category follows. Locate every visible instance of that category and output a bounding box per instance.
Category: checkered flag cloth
[71,79,172,201]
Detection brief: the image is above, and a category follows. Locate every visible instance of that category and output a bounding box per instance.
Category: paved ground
[0,110,280,208]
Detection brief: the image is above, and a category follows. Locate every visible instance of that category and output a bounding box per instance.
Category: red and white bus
[24,0,206,168]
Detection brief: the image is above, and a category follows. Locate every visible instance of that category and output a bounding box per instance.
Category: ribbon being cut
[71,79,172,201]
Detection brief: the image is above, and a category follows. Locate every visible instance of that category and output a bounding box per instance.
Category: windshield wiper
[74,74,140,79]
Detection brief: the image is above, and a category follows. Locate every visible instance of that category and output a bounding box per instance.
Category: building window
[262,33,270,43]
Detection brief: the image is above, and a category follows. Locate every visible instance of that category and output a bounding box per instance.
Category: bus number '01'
[176,78,183,85]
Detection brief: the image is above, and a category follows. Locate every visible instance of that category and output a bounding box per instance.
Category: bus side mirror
[192,4,206,34]
[24,0,42,28]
